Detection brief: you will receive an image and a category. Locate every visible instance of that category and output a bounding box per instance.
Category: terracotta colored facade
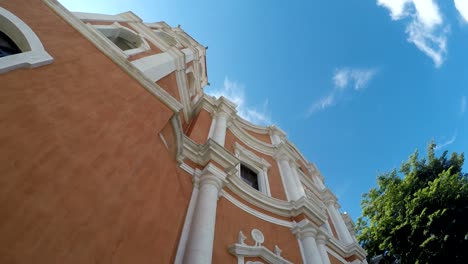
[0,1,366,263]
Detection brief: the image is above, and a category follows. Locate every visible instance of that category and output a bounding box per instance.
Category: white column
[210,112,228,146]
[183,169,225,264]
[277,156,301,201]
[261,167,271,196]
[316,234,331,264]
[293,220,323,264]
[175,176,200,264]
[326,201,353,245]
[289,161,306,198]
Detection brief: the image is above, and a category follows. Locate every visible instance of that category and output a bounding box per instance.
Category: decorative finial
[238,231,246,245]
[274,245,282,257]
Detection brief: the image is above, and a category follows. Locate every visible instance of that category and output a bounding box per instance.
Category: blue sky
[60,0,467,220]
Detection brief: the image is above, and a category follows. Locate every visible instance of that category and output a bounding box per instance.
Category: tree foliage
[357,142,468,264]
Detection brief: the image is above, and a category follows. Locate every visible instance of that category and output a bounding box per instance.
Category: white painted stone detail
[0,7,53,73]
[228,229,293,264]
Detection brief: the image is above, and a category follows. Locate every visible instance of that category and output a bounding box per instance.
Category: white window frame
[90,22,150,57]
[234,142,271,196]
[0,7,53,74]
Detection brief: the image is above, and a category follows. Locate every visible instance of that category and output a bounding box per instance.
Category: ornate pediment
[228,229,292,264]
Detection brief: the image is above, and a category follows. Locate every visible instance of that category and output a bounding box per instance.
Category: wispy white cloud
[332,68,378,91]
[435,131,457,150]
[461,95,466,114]
[307,67,378,116]
[377,0,449,67]
[454,0,468,23]
[205,77,272,125]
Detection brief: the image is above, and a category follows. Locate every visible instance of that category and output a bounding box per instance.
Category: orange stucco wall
[213,198,302,263]
[225,130,288,201]
[329,253,345,264]
[0,0,191,263]
[244,129,272,144]
[185,109,211,144]
[156,71,180,101]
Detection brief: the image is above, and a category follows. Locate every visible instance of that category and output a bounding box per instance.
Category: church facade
[0,1,367,263]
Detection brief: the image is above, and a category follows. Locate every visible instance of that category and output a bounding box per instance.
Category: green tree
[357,142,468,264]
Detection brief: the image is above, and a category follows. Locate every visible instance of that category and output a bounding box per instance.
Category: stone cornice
[178,136,239,174]
[226,175,327,225]
[234,142,271,169]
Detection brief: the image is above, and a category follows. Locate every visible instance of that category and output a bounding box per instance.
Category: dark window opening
[109,36,137,51]
[0,31,21,58]
[240,164,259,190]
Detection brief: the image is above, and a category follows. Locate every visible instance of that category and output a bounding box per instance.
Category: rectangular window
[240,164,259,190]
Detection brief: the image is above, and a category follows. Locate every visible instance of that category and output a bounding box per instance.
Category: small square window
[240,164,259,190]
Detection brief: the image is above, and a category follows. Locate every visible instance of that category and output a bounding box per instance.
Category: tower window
[0,31,21,58]
[240,164,259,190]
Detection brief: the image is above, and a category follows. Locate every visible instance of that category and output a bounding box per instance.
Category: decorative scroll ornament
[228,229,292,264]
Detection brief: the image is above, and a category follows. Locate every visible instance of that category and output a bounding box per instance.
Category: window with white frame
[240,164,259,190]
[234,143,271,196]
[0,7,53,73]
[91,23,150,57]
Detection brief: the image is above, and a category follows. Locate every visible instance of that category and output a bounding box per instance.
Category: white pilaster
[292,220,323,264]
[326,201,353,245]
[210,112,228,146]
[183,164,227,264]
[316,234,331,264]
[276,156,301,201]
[289,161,306,198]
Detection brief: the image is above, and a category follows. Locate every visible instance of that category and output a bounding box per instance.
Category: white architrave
[228,229,292,264]
[183,163,228,264]
[234,142,272,196]
[292,220,324,264]
[0,6,53,73]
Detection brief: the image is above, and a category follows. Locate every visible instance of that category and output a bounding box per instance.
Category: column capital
[291,219,319,240]
[315,233,329,245]
[273,143,295,161]
[199,163,228,191]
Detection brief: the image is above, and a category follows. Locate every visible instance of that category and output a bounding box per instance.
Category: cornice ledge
[229,121,276,155]
[327,238,367,260]
[226,177,327,225]
[234,142,271,168]
[226,176,292,217]
[178,136,239,173]
[290,197,327,225]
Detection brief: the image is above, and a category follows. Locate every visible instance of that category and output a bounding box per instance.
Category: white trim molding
[228,229,292,264]
[234,142,272,196]
[88,22,151,57]
[0,6,53,73]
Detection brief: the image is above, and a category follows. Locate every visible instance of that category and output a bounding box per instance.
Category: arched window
[0,7,53,73]
[92,23,150,57]
[0,31,21,57]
